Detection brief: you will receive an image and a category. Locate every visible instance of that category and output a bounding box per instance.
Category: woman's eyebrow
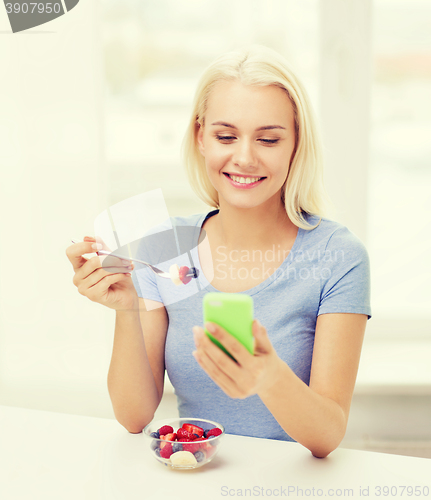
[210,121,285,131]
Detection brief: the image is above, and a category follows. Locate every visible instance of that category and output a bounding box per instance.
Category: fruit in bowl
[144,418,224,469]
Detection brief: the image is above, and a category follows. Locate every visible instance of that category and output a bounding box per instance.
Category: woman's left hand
[192,319,283,399]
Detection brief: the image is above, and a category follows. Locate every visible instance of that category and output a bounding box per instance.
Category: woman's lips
[223,172,266,189]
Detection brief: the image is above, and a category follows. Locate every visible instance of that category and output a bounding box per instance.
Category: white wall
[0,1,115,418]
[319,0,372,244]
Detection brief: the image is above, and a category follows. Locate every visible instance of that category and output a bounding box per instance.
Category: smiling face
[197,80,297,211]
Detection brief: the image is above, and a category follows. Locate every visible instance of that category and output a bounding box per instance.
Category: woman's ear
[197,123,205,157]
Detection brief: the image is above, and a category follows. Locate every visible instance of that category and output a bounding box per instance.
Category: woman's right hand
[66,236,139,311]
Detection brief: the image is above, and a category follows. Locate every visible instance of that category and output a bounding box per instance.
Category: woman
[66,45,371,459]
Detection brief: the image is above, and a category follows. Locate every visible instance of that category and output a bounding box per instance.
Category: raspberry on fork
[169,264,198,285]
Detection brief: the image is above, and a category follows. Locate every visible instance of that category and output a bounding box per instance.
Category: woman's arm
[107,297,168,433]
[192,312,367,458]
[258,313,367,458]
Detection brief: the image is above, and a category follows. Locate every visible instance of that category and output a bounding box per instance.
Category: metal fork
[70,240,199,280]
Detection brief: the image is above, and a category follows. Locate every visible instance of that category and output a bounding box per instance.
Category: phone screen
[203,292,254,361]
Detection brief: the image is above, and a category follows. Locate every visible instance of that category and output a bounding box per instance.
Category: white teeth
[228,174,262,184]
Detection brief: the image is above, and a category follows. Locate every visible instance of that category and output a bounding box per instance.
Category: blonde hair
[181,44,335,230]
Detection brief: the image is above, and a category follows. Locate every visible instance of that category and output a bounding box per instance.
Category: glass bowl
[144,417,225,470]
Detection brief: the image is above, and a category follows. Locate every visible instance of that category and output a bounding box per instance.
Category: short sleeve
[131,266,163,303]
[317,227,372,320]
[130,228,164,304]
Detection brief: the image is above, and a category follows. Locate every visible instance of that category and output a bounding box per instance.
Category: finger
[82,235,113,255]
[87,268,130,290]
[79,270,130,299]
[92,235,112,254]
[100,253,134,271]
[87,236,132,269]
[204,322,254,368]
[83,273,130,301]
[74,256,132,286]
[66,241,99,271]
[252,319,273,355]
[89,251,133,273]
[194,326,244,378]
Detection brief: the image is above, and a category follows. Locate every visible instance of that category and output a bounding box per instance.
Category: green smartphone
[203,292,254,361]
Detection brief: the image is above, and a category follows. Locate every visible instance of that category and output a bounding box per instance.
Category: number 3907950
[5,3,62,14]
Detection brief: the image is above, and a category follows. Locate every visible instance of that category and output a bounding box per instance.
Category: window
[369,0,431,323]
[101,0,319,216]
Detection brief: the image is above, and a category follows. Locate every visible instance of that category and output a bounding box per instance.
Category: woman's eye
[260,138,279,144]
[215,135,235,141]
[215,135,280,144]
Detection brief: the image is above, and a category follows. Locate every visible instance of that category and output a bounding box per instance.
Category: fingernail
[92,243,103,251]
[206,322,216,333]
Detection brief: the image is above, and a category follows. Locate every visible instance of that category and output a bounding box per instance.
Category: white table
[1,405,430,500]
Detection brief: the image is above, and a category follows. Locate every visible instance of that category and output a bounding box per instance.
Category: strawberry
[182,423,204,438]
[163,433,177,441]
[179,266,192,285]
[177,428,197,440]
[181,441,201,454]
[160,440,170,450]
[206,428,222,438]
[193,437,211,451]
[205,444,216,458]
[160,442,173,459]
[158,425,174,436]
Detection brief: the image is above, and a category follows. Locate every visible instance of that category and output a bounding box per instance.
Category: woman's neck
[213,199,297,252]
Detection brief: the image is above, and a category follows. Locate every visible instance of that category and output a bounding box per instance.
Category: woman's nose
[232,139,257,168]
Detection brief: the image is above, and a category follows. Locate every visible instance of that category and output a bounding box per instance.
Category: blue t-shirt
[131,209,372,441]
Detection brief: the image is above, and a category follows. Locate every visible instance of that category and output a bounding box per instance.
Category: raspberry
[158,425,174,436]
[160,442,173,459]
[179,266,192,285]
[206,428,222,438]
